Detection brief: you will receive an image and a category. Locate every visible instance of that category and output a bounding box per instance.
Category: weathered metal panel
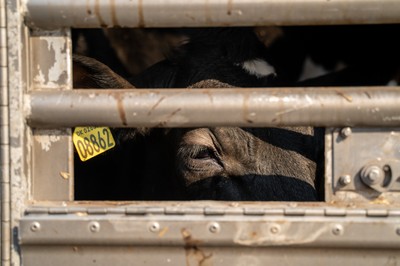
[19,209,400,247]
[29,30,74,201]
[24,0,400,29]
[5,0,28,264]
[328,128,400,203]
[26,87,400,128]
[19,246,400,266]
[18,206,400,265]
[5,0,400,265]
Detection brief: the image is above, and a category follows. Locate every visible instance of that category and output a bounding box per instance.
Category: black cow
[73,24,400,201]
[73,55,323,201]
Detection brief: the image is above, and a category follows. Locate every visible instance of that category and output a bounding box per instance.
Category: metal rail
[24,0,400,29]
[26,87,400,128]
[0,0,10,264]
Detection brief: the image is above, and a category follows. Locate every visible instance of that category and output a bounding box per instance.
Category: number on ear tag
[73,127,116,161]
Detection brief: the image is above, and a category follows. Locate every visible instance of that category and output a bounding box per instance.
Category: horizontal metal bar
[19,213,400,248]
[24,0,400,29]
[26,87,400,128]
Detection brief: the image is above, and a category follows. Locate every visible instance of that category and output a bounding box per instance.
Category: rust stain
[335,90,353,102]
[156,108,182,127]
[181,229,212,266]
[158,226,169,237]
[227,0,233,15]
[95,0,108,27]
[148,96,166,116]
[110,0,120,27]
[242,92,253,124]
[204,0,212,24]
[137,0,145,27]
[114,93,128,126]
[203,90,214,104]
[86,0,92,15]
[364,91,372,99]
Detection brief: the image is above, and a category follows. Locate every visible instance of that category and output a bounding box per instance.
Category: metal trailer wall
[1,0,400,265]
[0,0,10,264]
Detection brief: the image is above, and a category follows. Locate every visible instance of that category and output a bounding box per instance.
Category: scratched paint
[32,34,71,90]
[34,130,62,151]
[233,222,328,246]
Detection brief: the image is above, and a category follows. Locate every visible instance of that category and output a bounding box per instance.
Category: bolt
[270,225,280,234]
[148,222,160,233]
[362,165,383,185]
[340,127,352,138]
[383,165,390,172]
[339,175,352,186]
[30,222,41,232]
[208,222,221,234]
[332,224,343,236]
[88,221,100,233]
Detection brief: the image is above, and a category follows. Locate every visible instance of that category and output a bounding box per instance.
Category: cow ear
[73,54,135,89]
[73,55,150,140]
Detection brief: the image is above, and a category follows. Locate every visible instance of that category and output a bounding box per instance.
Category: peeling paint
[6,1,28,265]
[40,35,69,87]
[34,130,62,151]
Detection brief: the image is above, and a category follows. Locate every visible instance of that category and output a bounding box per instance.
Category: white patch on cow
[241,59,275,78]
[299,56,347,81]
[298,57,330,81]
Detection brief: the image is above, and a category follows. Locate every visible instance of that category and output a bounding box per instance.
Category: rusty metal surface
[24,0,400,29]
[26,87,400,128]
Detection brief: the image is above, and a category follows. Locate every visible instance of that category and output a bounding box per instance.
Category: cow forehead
[180,128,215,147]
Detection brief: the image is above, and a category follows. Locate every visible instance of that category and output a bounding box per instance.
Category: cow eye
[193,147,215,160]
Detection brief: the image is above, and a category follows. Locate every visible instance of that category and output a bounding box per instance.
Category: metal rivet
[148,222,160,233]
[270,225,280,234]
[208,222,220,234]
[332,224,343,236]
[339,175,352,186]
[88,221,100,233]
[340,127,352,138]
[30,222,41,232]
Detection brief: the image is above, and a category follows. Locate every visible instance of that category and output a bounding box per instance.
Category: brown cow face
[167,127,320,201]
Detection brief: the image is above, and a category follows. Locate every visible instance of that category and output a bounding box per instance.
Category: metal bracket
[330,128,400,201]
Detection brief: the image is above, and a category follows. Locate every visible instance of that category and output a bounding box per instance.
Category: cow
[73,55,323,201]
[129,28,277,88]
[73,24,400,201]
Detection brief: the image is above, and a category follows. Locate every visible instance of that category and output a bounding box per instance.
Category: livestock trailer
[1,0,400,265]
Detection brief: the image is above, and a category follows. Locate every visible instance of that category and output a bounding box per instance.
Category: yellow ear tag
[73,127,116,161]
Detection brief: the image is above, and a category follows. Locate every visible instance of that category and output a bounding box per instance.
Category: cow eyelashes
[193,146,217,160]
